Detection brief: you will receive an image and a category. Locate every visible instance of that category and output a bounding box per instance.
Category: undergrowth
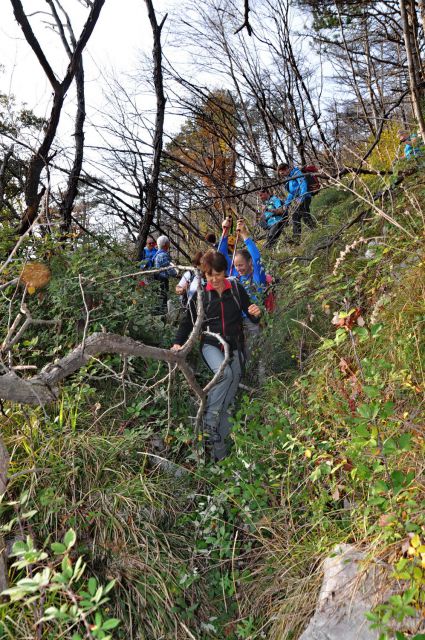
[0,166,424,639]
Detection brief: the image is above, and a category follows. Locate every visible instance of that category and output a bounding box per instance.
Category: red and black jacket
[174,279,259,351]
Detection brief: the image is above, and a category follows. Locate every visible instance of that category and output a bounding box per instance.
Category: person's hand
[236,218,249,240]
[248,304,261,318]
[171,344,183,351]
[175,284,186,295]
[222,216,232,234]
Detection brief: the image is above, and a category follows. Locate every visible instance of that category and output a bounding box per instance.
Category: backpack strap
[229,278,242,312]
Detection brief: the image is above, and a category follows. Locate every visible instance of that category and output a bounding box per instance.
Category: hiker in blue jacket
[258,189,288,248]
[398,130,424,160]
[278,162,316,243]
[218,217,267,362]
[140,236,158,269]
[218,216,267,301]
[153,235,177,315]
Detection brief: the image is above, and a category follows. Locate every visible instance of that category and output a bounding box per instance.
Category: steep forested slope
[0,160,423,639]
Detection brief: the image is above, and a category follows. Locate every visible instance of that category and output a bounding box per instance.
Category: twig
[234,0,253,36]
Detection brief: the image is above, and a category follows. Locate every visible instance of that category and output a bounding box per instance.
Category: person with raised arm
[218,216,270,368]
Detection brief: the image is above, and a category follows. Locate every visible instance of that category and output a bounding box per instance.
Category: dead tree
[399,0,425,141]
[44,0,87,232]
[9,0,105,234]
[136,0,168,259]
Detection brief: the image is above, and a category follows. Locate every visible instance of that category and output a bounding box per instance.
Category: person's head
[398,130,409,142]
[191,250,203,267]
[157,235,170,251]
[234,248,252,276]
[200,250,228,289]
[205,232,216,245]
[227,235,236,253]
[259,189,270,202]
[146,235,156,249]
[277,162,290,178]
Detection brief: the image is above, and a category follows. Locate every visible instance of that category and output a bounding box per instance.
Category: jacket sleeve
[285,169,309,204]
[154,252,177,278]
[284,190,294,206]
[236,282,260,324]
[174,293,198,345]
[244,238,267,286]
[217,235,232,274]
[298,172,310,199]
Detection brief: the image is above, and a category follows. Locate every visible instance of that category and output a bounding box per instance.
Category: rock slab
[299,544,380,640]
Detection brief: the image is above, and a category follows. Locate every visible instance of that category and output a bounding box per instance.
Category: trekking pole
[229,230,240,274]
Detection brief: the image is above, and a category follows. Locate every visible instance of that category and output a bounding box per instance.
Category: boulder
[299,544,381,640]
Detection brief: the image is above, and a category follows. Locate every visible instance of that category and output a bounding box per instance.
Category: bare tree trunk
[0,145,14,212]
[136,1,167,258]
[400,0,425,140]
[45,0,87,232]
[60,59,85,232]
[10,0,105,234]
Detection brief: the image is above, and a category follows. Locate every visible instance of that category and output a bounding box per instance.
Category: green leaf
[383,438,397,455]
[357,404,370,419]
[354,424,370,438]
[391,470,404,492]
[368,496,386,506]
[102,619,120,630]
[363,385,381,399]
[381,402,395,418]
[51,542,66,554]
[103,579,116,595]
[64,529,76,550]
[353,326,369,341]
[398,433,412,451]
[372,480,388,494]
[61,555,73,579]
[371,323,383,338]
[335,327,347,345]
[88,577,97,596]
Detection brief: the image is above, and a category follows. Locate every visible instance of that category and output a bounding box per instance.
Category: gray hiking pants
[201,343,243,460]
[243,317,260,361]
[243,318,264,384]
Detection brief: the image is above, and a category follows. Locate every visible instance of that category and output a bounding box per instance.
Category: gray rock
[299,544,381,640]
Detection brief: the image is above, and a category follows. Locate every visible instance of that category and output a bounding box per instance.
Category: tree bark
[136,1,167,258]
[44,0,87,232]
[10,0,105,234]
[399,0,425,141]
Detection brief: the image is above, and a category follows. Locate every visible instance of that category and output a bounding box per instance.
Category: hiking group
[137,160,319,461]
[139,136,421,461]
